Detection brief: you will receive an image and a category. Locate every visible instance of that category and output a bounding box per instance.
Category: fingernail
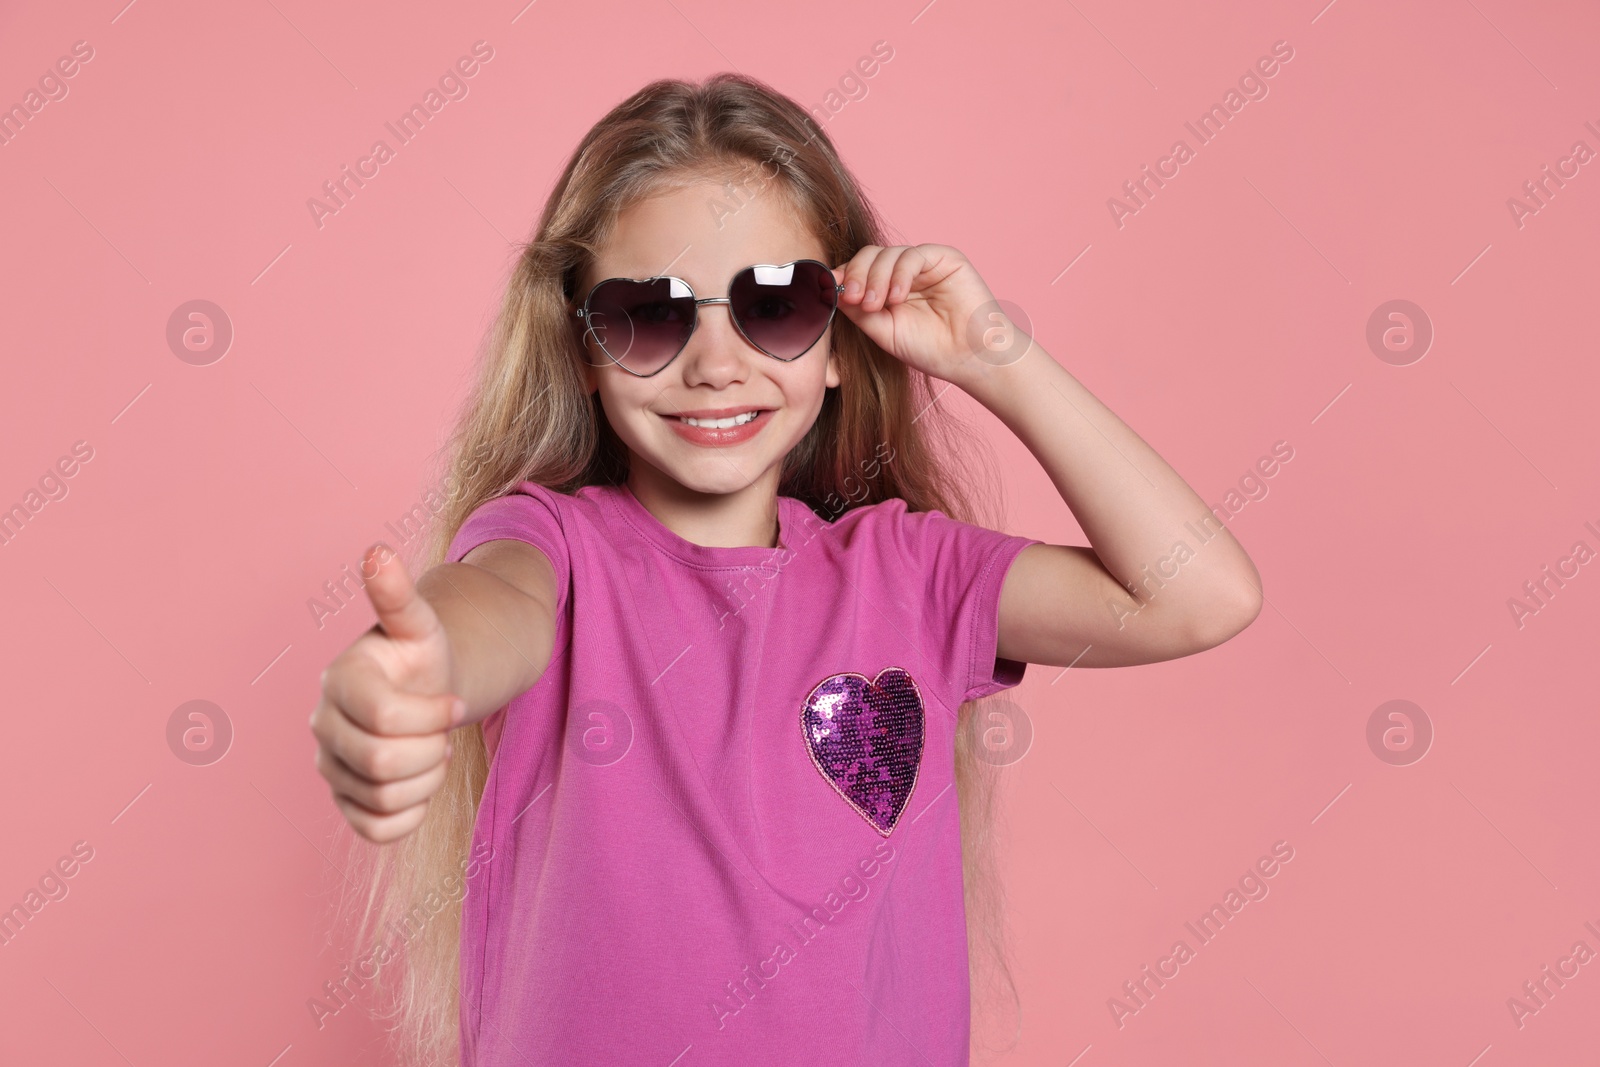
[864,289,876,304]
[451,698,467,724]
[445,740,454,758]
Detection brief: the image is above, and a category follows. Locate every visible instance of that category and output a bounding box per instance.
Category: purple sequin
[801,667,925,836]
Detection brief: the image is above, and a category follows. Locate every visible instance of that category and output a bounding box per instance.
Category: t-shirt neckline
[605,482,798,568]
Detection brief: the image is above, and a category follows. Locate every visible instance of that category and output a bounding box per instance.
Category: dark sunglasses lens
[729,261,837,359]
[585,278,695,374]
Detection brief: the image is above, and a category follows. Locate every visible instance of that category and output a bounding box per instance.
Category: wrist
[945,328,1050,412]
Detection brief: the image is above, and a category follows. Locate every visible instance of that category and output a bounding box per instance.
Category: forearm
[954,343,1262,628]
[416,561,554,725]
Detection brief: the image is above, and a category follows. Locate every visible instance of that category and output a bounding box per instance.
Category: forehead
[587,177,827,288]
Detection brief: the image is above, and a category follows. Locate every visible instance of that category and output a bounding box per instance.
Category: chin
[617,439,754,495]
[665,456,770,495]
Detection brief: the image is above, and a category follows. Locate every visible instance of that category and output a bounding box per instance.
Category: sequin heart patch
[801,667,925,836]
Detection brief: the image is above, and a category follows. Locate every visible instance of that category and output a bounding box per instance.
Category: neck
[625,464,783,550]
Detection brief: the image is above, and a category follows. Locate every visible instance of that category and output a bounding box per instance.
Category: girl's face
[575,179,841,499]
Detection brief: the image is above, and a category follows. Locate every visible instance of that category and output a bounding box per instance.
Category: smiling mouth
[664,407,772,428]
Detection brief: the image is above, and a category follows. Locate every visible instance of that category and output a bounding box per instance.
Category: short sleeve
[900,505,1043,704]
[445,480,571,615]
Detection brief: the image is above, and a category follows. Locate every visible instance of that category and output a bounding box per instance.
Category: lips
[661,407,774,448]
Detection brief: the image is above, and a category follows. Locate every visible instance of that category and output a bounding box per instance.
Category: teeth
[681,411,760,428]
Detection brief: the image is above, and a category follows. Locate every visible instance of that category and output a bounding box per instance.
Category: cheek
[595,373,656,418]
[772,360,826,407]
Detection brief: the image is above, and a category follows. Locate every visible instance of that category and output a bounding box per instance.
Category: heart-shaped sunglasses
[572,259,846,378]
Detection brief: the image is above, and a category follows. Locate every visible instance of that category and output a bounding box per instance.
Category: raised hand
[310,543,463,843]
[831,243,1018,384]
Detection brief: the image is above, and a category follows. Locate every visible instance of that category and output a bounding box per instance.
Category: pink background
[2,0,1597,1064]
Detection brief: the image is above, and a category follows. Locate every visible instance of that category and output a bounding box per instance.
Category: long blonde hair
[337,72,1022,1066]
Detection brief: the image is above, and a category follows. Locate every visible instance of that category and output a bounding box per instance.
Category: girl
[310,73,1262,1067]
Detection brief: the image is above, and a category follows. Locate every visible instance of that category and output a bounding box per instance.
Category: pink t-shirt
[446,480,1040,1066]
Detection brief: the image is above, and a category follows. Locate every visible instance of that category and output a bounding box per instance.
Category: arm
[832,244,1263,670]
[420,538,560,725]
[964,350,1263,668]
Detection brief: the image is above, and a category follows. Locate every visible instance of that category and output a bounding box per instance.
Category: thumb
[360,542,439,643]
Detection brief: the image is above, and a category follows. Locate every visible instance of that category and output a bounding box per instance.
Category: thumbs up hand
[310,543,464,844]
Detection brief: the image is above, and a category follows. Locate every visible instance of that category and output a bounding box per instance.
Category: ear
[824,341,842,389]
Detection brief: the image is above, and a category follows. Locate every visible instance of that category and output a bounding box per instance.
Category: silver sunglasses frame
[572,259,847,378]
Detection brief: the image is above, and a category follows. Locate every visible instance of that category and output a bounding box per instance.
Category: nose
[678,300,753,389]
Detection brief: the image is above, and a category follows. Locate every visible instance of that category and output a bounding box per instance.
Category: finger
[323,652,461,736]
[836,246,881,305]
[312,698,452,782]
[359,542,441,645]
[861,246,905,312]
[317,745,451,815]
[333,792,431,844]
[884,247,928,306]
